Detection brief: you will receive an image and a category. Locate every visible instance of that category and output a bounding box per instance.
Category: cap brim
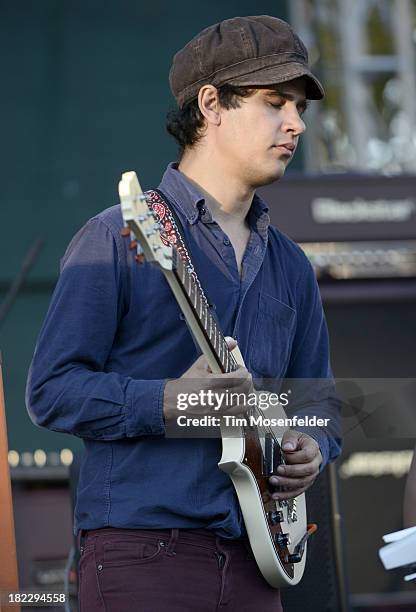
[226,63,324,100]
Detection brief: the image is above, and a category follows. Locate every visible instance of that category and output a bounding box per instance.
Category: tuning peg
[135,244,145,264]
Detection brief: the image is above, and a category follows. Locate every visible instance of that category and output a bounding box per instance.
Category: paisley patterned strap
[145,189,209,306]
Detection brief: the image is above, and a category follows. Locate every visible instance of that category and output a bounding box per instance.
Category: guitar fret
[178,284,231,373]
[171,237,237,375]
[181,260,186,285]
[175,248,229,375]
[222,343,228,372]
[183,267,211,342]
[185,271,192,298]
[190,275,195,304]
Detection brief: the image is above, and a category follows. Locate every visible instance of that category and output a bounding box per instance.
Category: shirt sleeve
[284,256,342,469]
[26,217,166,441]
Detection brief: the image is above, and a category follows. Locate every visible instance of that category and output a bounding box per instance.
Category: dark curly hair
[166,84,255,157]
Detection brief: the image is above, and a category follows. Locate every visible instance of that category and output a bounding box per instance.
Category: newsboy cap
[169,15,324,108]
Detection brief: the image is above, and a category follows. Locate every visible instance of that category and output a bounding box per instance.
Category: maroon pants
[78,527,283,611]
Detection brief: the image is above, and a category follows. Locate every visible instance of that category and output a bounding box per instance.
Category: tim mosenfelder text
[176,415,331,427]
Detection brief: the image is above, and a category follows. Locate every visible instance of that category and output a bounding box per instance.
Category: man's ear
[197,85,221,126]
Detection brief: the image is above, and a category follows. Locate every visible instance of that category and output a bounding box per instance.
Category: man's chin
[248,160,288,189]
[261,162,287,185]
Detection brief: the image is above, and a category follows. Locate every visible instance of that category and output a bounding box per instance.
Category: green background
[0,0,293,453]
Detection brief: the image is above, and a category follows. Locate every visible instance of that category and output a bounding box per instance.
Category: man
[26,15,341,611]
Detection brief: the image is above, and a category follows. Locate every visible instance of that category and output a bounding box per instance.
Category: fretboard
[173,251,237,374]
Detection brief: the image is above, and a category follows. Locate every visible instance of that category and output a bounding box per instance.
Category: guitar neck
[117,176,237,376]
[172,251,236,375]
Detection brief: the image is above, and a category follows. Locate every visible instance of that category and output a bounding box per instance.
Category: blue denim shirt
[26,162,341,537]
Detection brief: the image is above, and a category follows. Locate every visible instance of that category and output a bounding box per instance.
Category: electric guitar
[118,171,316,587]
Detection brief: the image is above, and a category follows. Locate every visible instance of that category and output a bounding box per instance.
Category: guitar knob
[275,532,290,548]
[268,511,283,526]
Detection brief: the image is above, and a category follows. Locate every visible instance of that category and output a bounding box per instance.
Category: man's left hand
[268,430,322,500]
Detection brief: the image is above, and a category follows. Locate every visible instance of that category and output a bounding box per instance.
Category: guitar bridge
[288,498,298,523]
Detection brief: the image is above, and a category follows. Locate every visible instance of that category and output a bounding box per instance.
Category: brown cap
[169,15,324,108]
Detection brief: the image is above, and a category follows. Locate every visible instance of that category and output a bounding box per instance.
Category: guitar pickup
[288,523,318,563]
[263,433,282,477]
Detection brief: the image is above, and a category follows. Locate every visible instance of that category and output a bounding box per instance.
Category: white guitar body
[219,347,307,587]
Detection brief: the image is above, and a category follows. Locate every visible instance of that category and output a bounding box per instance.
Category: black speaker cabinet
[281,465,349,612]
[11,469,74,611]
[326,299,416,610]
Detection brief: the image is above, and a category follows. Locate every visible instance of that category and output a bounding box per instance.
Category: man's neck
[178,152,254,226]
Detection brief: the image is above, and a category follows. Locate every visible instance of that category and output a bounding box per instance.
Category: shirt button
[200,206,206,215]
[223,238,231,246]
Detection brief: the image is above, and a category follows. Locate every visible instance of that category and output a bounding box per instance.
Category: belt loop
[166,528,179,556]
[78,529,86,554]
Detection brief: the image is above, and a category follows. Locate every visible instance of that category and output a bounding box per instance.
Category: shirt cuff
[125,378,167,437]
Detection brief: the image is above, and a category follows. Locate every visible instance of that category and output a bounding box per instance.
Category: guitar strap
[144,188,218,354]
[145,188,210,308]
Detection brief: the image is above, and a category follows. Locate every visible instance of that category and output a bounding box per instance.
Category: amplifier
[298,240,416,280]
[260,174,416,281]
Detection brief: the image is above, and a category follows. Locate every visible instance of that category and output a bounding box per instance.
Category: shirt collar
[158,162,203,224]
[158,161,270,240]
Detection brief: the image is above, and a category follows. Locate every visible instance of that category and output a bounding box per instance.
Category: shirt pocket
[250,292,296,379]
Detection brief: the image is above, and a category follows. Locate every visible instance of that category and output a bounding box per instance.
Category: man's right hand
[163,337,253,421]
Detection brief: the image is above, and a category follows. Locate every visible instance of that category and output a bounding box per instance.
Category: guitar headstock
[118,171,173,270]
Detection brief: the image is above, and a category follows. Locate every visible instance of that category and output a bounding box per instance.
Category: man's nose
[282,104,306,136]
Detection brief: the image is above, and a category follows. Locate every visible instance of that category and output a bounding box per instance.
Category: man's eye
[270,102,284,109]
